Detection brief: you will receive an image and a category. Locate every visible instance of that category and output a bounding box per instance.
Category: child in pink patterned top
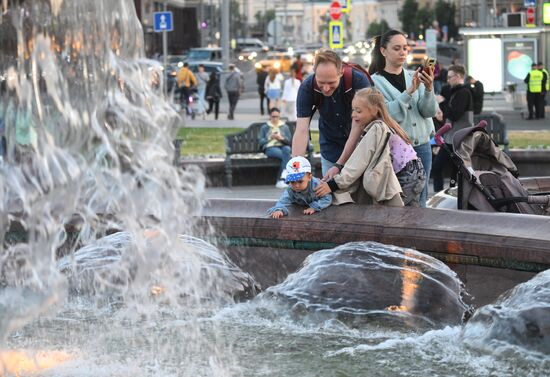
[388,133,418,174]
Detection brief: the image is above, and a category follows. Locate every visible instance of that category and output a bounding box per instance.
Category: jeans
[258,89,268,115]
[227,91,240,119]
[320,155,335,176]
[265,145,291,182]
[413,142,432,207]
[207,98,219,119]
[397,159,426,207]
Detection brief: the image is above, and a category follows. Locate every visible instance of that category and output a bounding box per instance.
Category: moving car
[406,45,428,68]
[255,52,293,72]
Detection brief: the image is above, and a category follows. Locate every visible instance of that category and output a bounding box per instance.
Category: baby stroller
[432,121,550,215]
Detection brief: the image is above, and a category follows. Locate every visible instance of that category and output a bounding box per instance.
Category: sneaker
[280,169,288,180]
[275,180,288,189]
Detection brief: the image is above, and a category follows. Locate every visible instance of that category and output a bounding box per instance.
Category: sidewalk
[184,94,547,132]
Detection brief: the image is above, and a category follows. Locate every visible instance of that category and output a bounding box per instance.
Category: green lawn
[176,127,321,157]
[508,131,550,149]
[175,128,550,157]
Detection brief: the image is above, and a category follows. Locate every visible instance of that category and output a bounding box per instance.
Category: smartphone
[424,57,436,73]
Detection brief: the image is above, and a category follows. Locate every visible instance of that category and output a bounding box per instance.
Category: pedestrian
[267,156,332,218]
[258,107,292,188]
[205,71,222,120]
[368,29,437,207]
[432,64,473,193]
[524,63,544,120]
[195,64,209,118]
[467,75,484,115]
[264,68,284,110]
[225,64,244,120]
[256,65,269,116]
[316,88,425,207]
[281,70,300,121]
[433,61,443,94]
[175,62,197,114]
[291,54,303,82]
[293,48,372,181]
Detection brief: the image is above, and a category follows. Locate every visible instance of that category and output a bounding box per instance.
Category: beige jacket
[333,120,404,206]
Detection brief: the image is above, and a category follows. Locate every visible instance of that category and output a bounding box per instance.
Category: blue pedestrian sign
[154,11,173,32]
[329,20,343,49]
[524,0,535,6]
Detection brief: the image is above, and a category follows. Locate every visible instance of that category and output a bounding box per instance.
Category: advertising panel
[502,39,537,88]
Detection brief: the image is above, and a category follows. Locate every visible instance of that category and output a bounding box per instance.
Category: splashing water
[0,0,252,375]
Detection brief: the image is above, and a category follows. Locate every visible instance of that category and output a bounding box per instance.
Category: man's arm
[291,117,311,156]
[322,120,363,180]
[293,77,314,156]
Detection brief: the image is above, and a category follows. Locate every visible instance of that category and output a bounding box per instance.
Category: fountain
[1,1,549,376]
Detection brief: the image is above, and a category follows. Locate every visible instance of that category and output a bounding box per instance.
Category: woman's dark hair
[368,29,406,75]
[269,107,280,114]
[209,71,217,80]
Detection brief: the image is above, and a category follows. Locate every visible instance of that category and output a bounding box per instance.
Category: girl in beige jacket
[316,88,426,206]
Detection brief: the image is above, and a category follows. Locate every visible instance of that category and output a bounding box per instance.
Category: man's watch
[334,163,344,171]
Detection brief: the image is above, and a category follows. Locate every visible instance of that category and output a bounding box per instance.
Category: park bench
[474,112,509,153]
[224,121,314,188]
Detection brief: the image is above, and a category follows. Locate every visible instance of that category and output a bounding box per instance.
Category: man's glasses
[271,115,280,118]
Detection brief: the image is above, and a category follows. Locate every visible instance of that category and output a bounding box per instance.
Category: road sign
[524,0,536,7]
[526,6,535,26]
[153,11,173,32]
[341,0,351,13]
[329,20,343,49]
[329,1,341,21]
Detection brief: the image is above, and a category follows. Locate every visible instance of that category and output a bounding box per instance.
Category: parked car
[187,47,222,62]
[255,52,293,72]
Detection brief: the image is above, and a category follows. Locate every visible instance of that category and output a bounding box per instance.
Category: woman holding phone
[258,107,293,188]
[368,30,438,207]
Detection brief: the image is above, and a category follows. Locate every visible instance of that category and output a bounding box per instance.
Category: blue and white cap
[285,156,312,183]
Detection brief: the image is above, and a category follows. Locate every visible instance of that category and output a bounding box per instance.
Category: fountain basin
[200,199,549,307]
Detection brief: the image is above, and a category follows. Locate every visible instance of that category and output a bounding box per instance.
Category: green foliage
[366,20,390,38]
[434,0,458,39]
[399,0,418,35]
[416,6,433,36]
[230,0,245,39]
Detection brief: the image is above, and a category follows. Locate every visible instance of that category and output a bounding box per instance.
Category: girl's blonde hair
[268,68,279,81]
[353,87,412,144]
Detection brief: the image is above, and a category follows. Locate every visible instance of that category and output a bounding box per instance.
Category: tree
[434,0,458,40]
[230,0,246,39]
[416,6,434,38]
[254,9,275,40]
[399,0,418,36]
[366,20,390,39]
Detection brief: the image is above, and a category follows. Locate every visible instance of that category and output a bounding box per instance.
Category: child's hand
[303,208,316,215]
[270,210,284,218]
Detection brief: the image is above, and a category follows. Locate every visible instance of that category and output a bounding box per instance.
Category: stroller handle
[476,120,488,128]
[434,123,452,146]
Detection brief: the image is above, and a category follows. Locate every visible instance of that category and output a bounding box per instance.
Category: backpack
[311,62,374,117]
